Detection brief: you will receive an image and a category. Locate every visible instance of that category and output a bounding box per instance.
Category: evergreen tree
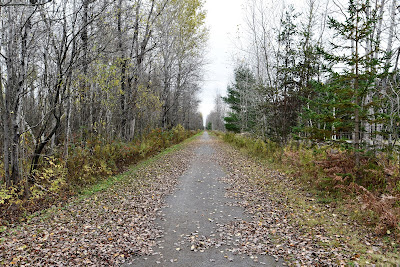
[223,66,257,133]
[305,0,382,165]
[274,6,304,143]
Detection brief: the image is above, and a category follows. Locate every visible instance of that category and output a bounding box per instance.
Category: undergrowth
[78,130,202,197]
[0,125,200,225]
[216,131,400,239]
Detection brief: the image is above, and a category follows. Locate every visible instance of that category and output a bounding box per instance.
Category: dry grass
[216,132,400,264]
[214,135,400,265]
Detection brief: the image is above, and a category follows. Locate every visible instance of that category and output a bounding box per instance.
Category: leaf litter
[0,143,195,266]
[2,135,398,266]
[201,138,400,266]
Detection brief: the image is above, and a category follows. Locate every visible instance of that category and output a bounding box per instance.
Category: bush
[31,157,68,198]
[172,124,186,143]
[67,143,114,186]
[219,132,400,235]
[66,127,197,186]
[0,185,18,205]
[0,127,198,224]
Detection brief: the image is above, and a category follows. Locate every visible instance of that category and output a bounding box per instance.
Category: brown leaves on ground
[209,139,400,266]
[316,150,400,236]
[0,144,195,266]
[352,183,400,236]
[2,135,399,266]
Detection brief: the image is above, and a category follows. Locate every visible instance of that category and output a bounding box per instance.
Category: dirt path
[1,133,286,266]
[0,137,195,266]
[3,132,397,266]
[127,132,281,266]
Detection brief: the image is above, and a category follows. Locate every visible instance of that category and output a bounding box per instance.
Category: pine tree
[223,66,257,133]
[306,0,382,166]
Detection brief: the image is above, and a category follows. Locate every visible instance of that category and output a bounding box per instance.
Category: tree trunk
[354,8,360,167]
[4,13,22,186]
[117,0,127,139]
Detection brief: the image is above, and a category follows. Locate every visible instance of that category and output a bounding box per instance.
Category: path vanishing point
[126,132,283,266]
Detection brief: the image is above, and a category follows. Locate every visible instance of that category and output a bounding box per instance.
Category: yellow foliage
[30,157,67,199]
[135,84,162,112]
[172,124,186,143]
[0,185,17,205]
[67,143,116,186]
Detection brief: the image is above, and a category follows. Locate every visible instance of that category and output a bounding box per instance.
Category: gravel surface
[127,132,281,266]
[0,138,195,266]
[2,132,393,266]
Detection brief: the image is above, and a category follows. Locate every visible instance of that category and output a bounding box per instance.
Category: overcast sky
[199,0,244,124]
[199,0,311,125]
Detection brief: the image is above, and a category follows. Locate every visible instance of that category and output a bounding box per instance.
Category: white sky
[199,0,245,124]
[199,0,307,125]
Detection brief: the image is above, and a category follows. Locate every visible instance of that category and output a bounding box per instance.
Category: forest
[208,0,399,147]
[206,0,400,235]
[1,0,400,265]
[0,0,206,218]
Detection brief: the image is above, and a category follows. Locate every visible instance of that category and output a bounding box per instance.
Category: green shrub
[251,139,267,157]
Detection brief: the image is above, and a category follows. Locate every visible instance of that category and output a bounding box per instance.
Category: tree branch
[0,0,52,7]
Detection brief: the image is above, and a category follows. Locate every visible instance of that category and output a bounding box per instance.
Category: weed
[0,128,201,225]
[218,132,400,236]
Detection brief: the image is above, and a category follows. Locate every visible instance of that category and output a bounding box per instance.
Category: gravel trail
[127,132,281,266]
[0,136,195,266]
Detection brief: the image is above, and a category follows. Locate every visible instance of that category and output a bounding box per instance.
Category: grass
[215,131,400,265]
[24,131,203,224]
[78,130,202,197]
[272,179,399,264]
